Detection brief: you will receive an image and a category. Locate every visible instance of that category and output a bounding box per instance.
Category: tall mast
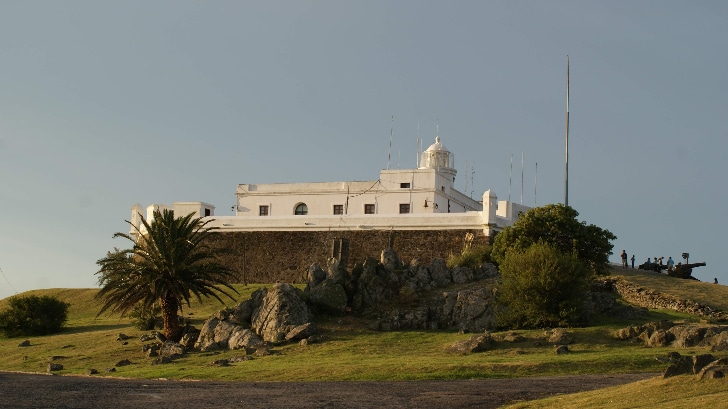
[565,55,570,206]
[508,153,513,201]
[387,115,393,170]
[521,152,524,205]
[535,162,538,205]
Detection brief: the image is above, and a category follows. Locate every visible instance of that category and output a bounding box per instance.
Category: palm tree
[95,209,238,342]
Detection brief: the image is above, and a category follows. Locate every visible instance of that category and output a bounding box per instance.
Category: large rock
[194,318,263,351]
[380,248,403,272]
[547,328,573,345]
[307,279,348,314]
[646,329,673,347]
[306,263,327,289]
[447,332,493,354]
[441,287,496,332]
[450,266,474,284]
[251,283,313,343]
[352,257,397,310]
[159,341,185,358]
[428,258,452,287]
[669,325,708,348]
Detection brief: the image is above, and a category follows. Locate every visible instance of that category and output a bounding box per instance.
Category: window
[259,205,269,216]
[364,204,375,214]
[400,182,411,188]
[333,204,344,215]
[295,203,308,215]
[204,208,211,217]
[399,203,410,214]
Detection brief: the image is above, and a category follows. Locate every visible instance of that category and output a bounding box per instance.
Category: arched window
[294,203,308,215]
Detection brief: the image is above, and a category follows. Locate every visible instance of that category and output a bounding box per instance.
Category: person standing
[667,256,675,272]
[621,250,628,268]
[631,254,636,269]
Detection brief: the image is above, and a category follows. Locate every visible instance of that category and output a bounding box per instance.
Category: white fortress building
[130,137,530,239]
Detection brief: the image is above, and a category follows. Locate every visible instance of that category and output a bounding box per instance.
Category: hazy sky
[1,1,727,299]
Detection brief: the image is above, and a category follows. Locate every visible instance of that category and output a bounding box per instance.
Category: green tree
[0,295,70,337]
[95,209,238,342]
[495,242,592,328]
[491,204,616,275]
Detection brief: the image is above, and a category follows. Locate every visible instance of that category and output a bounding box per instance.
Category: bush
[0,295,70,337]
[495,242,592,328]
[447,244,493,270]
[128,303,161,330]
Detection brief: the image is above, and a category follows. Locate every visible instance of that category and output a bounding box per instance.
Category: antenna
[470,164,475,199]
[388,115,393,170]
[535,162,538,205]
[416,121,420,168]
[521,152,524,205]
[509,153,513,202]
[565,55,570,206]
[464,160,468,193]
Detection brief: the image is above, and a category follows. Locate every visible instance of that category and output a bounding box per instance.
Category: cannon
[667,262,707,280]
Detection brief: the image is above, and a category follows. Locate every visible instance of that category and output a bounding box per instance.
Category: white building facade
[130,137,530,239]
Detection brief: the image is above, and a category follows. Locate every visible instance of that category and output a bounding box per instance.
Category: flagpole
[565,55,570,207]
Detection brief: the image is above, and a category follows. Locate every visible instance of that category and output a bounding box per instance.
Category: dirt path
[0,372,657,408]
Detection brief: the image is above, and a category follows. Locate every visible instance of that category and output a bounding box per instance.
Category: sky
[1,1,727,300]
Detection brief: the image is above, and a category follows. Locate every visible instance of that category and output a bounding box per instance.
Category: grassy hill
[1,268,727,406]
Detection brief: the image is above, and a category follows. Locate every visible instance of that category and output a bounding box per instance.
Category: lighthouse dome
[419,136,455,171]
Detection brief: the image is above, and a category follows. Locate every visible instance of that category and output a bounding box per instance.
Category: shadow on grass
[63,323,132,334]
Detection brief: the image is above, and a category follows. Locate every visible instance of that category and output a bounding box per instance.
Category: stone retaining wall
[611,278,728,321]
[207,229,488,284]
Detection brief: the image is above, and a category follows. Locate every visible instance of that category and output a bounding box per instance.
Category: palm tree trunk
[160,295,182,342]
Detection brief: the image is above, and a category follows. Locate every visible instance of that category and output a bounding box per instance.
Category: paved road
[0,372,657,409]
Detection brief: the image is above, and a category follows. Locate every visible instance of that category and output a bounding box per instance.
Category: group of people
[620,250,676,272]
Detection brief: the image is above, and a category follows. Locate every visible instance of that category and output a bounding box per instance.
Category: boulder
[698,358,728,380]
[285,322,318,341]
[306,263,327,289]
[307,279,348,314]
[228,328,264,350]
[326,257,346,282]
[547,328,573,345]
[669,325,707,348]
[450,266,474,284]
[18,340,30,347]
[442,287,496,333]
[115,359,132,367]
[159,341,185,358]
[646,329,674,347]
[428,258,451,288]
[194,318,263,351]
[47,363,63,372]
[353,257,397,309]
[555,345,570,354]
[447,332,493,354]
[251,283,313,343]
[380,248,403,272]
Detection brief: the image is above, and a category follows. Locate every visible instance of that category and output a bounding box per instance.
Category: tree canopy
[95,209,238,341]
[495,242,593,328]
[491,204,616,275]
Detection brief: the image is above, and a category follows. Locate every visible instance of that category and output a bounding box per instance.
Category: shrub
[495,242,592,328]
[0,295,70,337]
[128,303,161,330]
[447,244,493,270]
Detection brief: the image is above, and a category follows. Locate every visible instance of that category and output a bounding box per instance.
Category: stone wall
[206,229,489,284]
[611,278,728,321]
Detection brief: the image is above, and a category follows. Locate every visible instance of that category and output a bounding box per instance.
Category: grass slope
[0,269,727,407]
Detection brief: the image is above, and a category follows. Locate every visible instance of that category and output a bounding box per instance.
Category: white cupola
[419,136,456,172]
